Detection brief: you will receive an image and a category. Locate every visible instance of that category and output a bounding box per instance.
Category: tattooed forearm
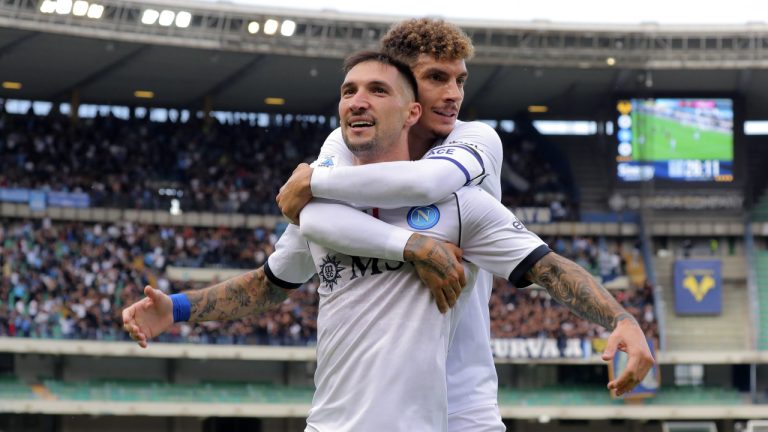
[185,267,288,322]
[526,253,635,330]
[403,234,430,262]
[404,234,454,277]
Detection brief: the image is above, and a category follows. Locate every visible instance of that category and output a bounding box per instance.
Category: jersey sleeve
[310,121,503,208]
[427,121,503,189]
[299,199,413,262]
[456,187,551,287]
[264,224,316,289]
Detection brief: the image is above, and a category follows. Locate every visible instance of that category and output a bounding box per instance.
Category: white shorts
[448,404,506,432]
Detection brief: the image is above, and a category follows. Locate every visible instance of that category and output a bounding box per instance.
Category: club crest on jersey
[319,254,345,290]
[407,205,440,230]
[317,155,336,168]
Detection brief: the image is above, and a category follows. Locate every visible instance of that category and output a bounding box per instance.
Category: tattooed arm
[526,252,633,330]
[403,233,466,314]
[186,268,287,322]
[122,267,288,348]
[526,252,655,396]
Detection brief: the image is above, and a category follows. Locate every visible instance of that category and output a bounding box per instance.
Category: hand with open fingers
[276,163,314,224]
[121,285,174,348]
[602,317,655,397]
[411,238,467,314]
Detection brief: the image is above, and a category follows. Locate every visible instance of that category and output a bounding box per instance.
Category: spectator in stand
[1,110,579,219]
[0,216,656,346]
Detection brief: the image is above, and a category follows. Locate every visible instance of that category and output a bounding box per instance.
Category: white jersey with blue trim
[424,120,505,414]
[425,119,502,201]
[267,120,508,418]
[304,187,548,432]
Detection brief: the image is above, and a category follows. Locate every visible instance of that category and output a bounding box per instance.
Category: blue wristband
[170,293,191,323]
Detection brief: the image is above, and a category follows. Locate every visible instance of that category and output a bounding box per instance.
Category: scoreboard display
[615,98,734,182]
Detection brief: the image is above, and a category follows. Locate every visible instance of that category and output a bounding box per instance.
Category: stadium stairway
[758,251,768,350]
[654,255,749,351]
[556,138,611,213]
[753,191,768,221]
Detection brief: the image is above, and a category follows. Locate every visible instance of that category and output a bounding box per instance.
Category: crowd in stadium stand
[0,109,574,216]
[491,236,658,342]
[0,218,657,346]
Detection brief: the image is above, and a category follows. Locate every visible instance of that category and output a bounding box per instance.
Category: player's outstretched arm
[122,267,287,348]
[524,252,655,396]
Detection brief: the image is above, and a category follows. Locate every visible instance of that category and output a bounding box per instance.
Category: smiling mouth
[349,121,374,128]
[432,110,456,118]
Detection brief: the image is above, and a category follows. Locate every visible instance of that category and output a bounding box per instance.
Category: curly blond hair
[380,18,474,67]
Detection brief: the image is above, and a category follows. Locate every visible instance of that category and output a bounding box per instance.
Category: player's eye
[430,73,445,82]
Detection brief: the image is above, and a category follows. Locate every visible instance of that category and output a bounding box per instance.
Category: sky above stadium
[222,0,766,24]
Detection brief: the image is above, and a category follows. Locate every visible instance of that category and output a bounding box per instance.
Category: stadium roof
[1,0,768,118]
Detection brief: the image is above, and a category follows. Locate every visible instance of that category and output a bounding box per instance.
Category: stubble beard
[343,131,380,161]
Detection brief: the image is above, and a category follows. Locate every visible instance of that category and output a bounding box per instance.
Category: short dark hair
[342,50,418,101]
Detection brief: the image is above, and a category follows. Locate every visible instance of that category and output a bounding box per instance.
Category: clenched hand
[277,163,314,224]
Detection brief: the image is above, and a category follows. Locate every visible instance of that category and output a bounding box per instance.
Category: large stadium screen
[615,98,734,182]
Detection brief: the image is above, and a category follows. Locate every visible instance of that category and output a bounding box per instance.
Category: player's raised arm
[277,123,503,222]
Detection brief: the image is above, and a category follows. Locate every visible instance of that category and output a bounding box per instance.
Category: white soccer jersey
[430,121,504,415]
[302,187,548,432]
[266,121,508,419]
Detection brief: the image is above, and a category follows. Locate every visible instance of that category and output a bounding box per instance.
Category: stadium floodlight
[264,19,279,35]
[247,21,260,34]
[175,11,192,28]
[39,0,56,13]
[264,97,285,105]
[158,10,175,26]
[141,9,159,25]
[86,3,103,19]
[55,0,72,15]
[72,0,88,16]
[2,81,22,90]
[280,20,296,36]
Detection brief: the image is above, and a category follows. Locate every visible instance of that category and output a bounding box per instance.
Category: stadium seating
[0,112,576,216]
[0,214,656,346]
[0,377,746,409]
[758,251,768,350]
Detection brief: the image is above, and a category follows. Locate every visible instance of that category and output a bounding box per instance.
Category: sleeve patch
[315,154,337,168]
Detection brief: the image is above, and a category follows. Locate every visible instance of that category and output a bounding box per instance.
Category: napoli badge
[406,205,440,230]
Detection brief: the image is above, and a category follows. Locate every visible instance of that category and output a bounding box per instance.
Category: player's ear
[405,102,422,127]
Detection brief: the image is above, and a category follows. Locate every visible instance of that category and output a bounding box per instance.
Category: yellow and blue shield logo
[674,260,721,315]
